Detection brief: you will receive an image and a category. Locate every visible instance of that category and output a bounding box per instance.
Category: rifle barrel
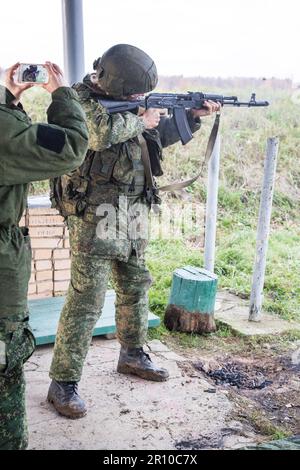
[224,101,269,107]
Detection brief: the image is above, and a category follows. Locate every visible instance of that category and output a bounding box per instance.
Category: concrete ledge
[215,291,300,336]
[25,339,237,450]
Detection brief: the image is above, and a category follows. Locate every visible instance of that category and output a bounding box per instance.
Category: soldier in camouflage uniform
[48,44,220,419]
[0,62,88,450]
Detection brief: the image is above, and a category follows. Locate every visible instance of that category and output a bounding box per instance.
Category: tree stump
[164,266,218,334]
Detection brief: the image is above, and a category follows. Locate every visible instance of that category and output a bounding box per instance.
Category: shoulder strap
[138,135,156,190]
[139,113,220,195]
[159,112,221,192]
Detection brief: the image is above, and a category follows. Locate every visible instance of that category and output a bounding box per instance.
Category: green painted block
[169,266,218,314]
[29,290,160,346]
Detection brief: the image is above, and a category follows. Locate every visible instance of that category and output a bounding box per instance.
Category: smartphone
[17,64,49,84]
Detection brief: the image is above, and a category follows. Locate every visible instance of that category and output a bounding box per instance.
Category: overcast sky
[1,0,300,81]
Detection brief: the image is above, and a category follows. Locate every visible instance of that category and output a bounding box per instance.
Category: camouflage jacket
[52,76,201,260]
[0,85,88,317]
[0,86,88,227]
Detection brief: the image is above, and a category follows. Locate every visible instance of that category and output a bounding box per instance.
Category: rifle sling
[138,135,156,191]
[139,113,220,194]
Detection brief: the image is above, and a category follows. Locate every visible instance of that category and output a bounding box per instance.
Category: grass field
[22,78,300,330]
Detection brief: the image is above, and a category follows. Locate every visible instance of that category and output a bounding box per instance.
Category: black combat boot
[47,380,87,419]
[117,346,169,382]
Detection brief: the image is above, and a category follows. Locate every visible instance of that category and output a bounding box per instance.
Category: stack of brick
[21,205,71,300]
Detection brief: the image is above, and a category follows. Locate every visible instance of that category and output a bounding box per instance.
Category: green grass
[146,183,300,334]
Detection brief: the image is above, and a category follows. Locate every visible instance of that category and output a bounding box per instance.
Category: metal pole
[249,137,279,322]
[204,134,221,273]
[61,0,85,85]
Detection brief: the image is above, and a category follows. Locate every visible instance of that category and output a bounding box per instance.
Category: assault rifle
[99,92,269,145]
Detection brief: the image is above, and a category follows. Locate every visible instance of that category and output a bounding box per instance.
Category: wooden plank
[29,290,160,346]
[176,266,218,282]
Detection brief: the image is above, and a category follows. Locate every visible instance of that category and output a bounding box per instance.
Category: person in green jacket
[0,62,89,450]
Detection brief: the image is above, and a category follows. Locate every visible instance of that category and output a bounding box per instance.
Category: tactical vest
[51,129,163,224]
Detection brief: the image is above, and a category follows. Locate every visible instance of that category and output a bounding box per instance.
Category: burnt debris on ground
[178,352,300,437]
[195,361,273,390]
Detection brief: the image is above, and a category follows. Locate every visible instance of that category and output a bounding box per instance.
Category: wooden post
[249,137,279,322]
[164,267,218,333]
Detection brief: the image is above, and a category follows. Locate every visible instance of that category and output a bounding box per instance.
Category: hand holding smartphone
[5,62,66,103]
[17,63,49,85]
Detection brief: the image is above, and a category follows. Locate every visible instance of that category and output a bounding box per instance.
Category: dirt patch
[194,361,273,390]
[178,352,300,437]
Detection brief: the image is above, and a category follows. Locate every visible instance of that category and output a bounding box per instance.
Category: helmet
[93,44,158,98]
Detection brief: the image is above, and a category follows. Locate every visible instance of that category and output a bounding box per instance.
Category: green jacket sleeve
[158,111,201,148]
[0,86,17,106]
[77,88,146,151]
[0,86,89,186]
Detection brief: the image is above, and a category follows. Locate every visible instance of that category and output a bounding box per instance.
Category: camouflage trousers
[0,227,35,450]
[50,252,152,382]
[0,319,35,450]
[0,362,28,450]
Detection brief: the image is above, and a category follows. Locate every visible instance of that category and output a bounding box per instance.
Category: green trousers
[0,227,35,451]
[0,352,29,450]
[50,250,152,382]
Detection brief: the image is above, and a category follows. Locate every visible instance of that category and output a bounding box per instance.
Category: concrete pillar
[61,0,85,85]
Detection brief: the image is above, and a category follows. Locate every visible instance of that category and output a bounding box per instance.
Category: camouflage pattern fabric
[0,85,88,449]
[50,78,202,383]
[0,318,35,450]
[0,86,88,226]
[0,365,28,450]
[52,77,201,257]
[239,436,300,450]
[0,227,35,450]
[74,79,146,152]
[50,217,152,382]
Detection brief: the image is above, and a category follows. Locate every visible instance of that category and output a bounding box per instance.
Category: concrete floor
[25,338,255,450]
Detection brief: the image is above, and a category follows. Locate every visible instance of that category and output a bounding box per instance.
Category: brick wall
[22,199,71,300]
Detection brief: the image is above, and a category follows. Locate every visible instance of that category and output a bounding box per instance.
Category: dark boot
[117,346,169,382]
[47,380,87,419]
